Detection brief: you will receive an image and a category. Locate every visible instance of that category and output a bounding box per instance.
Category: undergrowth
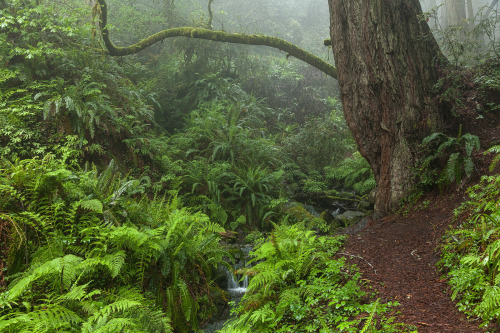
[0,155,229,332]
[440,172,500,329]
[219,224,413,333]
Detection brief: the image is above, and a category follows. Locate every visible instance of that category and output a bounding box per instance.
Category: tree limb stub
[95,0,337,79]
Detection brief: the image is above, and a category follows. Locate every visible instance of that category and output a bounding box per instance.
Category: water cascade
[202,245,252,332]
[226,268,249,295]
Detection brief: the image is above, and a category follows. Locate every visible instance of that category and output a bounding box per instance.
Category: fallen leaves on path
[341,193,489,332]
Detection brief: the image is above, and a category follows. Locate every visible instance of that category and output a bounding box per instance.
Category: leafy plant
[325,152,376,196]
[0,156,231,332]
[486,145,500,172]
[440,174,500,328]
[162,99,286,230]
[281,103,355,175]
[220,224,405,332]
[417,127,479,189]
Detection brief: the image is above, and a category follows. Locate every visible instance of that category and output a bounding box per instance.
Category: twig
[338,252,377,275]
[417,322,432,327]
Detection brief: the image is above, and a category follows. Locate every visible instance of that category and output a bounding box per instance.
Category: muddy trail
[341,193,494,333]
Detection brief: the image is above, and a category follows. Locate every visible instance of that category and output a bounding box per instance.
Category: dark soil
[341,192,495,332]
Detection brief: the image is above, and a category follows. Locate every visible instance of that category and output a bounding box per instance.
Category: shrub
[416,128,479,190]
[440,174,500,328]
[220,225,404,332]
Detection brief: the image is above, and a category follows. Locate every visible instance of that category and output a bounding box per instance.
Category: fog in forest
[106,0,500,65]
[3,0,500,332]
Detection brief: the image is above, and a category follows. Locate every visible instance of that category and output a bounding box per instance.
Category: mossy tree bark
[328,0,451,214]
[94,0,337,78]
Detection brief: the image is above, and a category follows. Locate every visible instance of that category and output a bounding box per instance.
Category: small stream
[202,245,252,332]
[226,267,249,295]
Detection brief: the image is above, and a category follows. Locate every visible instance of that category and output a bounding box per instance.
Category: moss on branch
[95,0,337,79]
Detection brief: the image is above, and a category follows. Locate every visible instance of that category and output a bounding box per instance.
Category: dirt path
[341,193,488,332]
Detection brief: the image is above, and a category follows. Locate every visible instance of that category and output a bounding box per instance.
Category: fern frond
[462,133,480,157]
[249,303,276,325]
[79,250,126,278]
[422,132,445,145]
[8,254,83,301]
[79,199,103,214]
[486,145,500,171]
[276,288,300,315]
[478,285,500,316]
[360,298,379,333]
[0,304,82,332]
[87,317,136,333]
[248,270,280,291]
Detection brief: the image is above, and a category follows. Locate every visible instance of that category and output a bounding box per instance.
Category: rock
[336,210,366,227]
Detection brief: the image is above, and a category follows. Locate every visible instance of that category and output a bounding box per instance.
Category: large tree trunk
[328,0,451,215]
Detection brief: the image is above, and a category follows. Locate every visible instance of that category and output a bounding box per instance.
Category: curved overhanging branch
[95,0,337,79]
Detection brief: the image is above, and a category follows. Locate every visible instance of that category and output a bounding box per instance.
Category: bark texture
[328,0,449,214]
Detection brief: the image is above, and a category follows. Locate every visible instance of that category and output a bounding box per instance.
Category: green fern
[0,304,82,332]
[325,152,375,195]
[79,199,104,214]
[360,299,379,333]
[440,174,500,326]
[222,225,397,332]
[486,145,500,172]
[418,129,479,189]
[7,254,83,301]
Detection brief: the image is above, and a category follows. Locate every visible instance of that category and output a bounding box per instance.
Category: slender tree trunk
[483,0,499,20]
[328,0,451,215]
[443,0,467,27]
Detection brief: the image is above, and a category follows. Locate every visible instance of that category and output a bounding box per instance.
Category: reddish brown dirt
[342,193,491,332]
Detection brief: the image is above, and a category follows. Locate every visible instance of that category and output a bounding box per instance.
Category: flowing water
[225,267,249,295]
[202,245,252,332]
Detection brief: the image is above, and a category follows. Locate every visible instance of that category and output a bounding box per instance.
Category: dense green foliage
[160,90,286,230]
[0,0,386,331]
[0,155,230,332]
[416,129,480,190]
[325,152,376,197]
[8,0,500,332]
[220,225,407,332]
[440,172,500,329]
